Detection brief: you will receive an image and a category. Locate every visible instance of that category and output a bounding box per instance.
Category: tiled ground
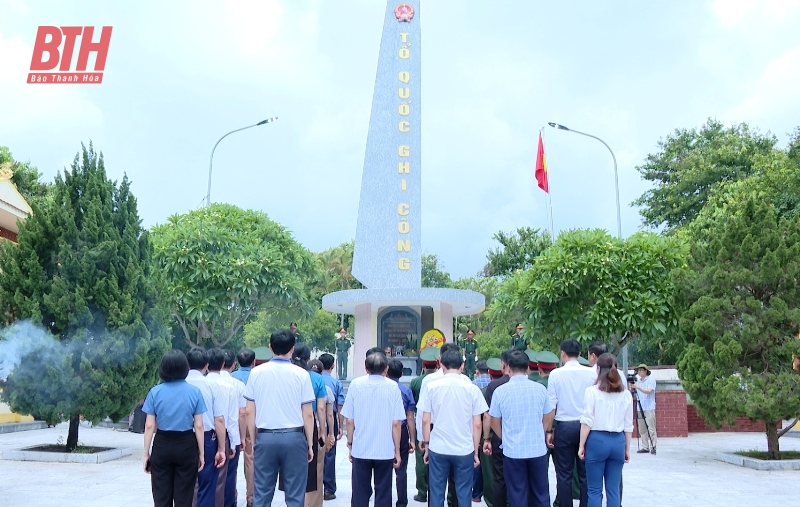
[1,423,799,506]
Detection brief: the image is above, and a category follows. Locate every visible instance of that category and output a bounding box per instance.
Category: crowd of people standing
[142,328,652,507]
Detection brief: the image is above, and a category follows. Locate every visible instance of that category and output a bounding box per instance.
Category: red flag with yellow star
[535,131,549,193]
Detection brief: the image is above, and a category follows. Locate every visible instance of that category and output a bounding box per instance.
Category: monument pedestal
[322,288,484,378]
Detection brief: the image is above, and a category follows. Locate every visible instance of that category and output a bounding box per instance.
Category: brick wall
[686,404,766,433]
[632,390,688,438]
[0,227,17,243]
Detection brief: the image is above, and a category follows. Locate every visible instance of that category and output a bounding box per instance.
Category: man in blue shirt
[489,350,554,507]
[388,359,416,507]
[232,348,255,507]
[319,353,345,500]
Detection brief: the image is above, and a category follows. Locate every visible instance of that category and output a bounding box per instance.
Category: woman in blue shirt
[143,349,207,507]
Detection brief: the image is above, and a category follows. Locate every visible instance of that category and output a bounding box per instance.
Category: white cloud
[713,0,800,27]
[727,45,800,122]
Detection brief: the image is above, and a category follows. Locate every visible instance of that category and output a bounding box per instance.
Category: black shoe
[324,492,336,500]
[651,448,656,455]
[413,494,427,502]
[637,449,650,453]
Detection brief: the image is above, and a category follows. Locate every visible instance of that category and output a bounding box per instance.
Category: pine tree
[0,143,169,450]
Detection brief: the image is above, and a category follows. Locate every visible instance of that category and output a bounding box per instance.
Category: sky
[1,0,799,280]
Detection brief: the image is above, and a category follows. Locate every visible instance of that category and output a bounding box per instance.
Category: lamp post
[547,122,627,374]
[206,117,278,206]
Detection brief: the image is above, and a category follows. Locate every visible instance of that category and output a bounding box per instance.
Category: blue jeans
[584,431,625,507]
[428,450,474,507]
[253,431,308,507]
[472,459,483,500]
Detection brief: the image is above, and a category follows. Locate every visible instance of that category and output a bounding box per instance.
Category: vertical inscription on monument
[352,1,421,289]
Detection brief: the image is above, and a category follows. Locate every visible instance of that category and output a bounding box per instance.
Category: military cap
[486,358,503,376]
[524,349,539,368]
[577,356,590,366]
[253,346,273,361]
[420,347,440,363]
[537,351,560,370]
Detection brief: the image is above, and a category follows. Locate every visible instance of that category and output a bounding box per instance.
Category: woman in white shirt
[578,353,633,507]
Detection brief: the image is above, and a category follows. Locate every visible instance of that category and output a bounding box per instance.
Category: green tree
[151,204,315,350]
[483,226,552,277]
[633,119,777,232]
[676,192,800,459]
[0,143,169,451]
[244,308,340,352]
[0,146,50,208]
[422,254,453,288]
[491,229,686,355]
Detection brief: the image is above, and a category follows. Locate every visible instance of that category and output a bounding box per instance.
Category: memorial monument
[322,1,484,378]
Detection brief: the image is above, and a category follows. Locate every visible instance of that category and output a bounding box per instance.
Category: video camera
[626,373,638,384]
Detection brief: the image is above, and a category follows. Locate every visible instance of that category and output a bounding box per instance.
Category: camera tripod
[631,387,655,452]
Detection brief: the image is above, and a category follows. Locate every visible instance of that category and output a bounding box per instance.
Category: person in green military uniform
[410,347,439,503]
[535,351,559,389]
[462,329,479,379]
[335,328,351,380]
[525,349,540,382]
[511,323,528,351]
[479,358,505,507]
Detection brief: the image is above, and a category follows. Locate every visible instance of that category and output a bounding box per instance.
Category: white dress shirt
[220,370,246,447]
[415,369,443,438]
[580,385,634,433]
[207,371,238,446]
[418,373,488,456]
[341,375,406,460]
[547,359,598,422]
[243,358,314,429]
[186,369,226,431]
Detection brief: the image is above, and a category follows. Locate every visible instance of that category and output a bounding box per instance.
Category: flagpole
[541,127,554,241]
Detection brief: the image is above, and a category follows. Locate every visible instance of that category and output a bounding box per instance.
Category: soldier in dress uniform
[526,349,540,382]
[479,358,504,507]
[511,323,528,351]
[335,329,351,380]
[410,347,439,503]
[535,351,559,389]
[462,329,479,379]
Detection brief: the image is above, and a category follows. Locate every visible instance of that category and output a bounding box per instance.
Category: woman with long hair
[142,349,207,507]
[578,353,633,507]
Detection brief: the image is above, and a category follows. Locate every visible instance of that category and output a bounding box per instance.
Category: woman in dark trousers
[578,353,633,507]
[143,349,207,507]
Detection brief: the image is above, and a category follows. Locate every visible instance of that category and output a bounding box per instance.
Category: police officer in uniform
[462,329,479,379]
[478,358,504,507]
[535,351,559,389]
[335,329,351,380]
[410,347,439,503]
[511,324,527,351]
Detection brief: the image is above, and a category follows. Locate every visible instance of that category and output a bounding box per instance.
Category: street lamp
[206,117,278,206]
[547,121,627,373]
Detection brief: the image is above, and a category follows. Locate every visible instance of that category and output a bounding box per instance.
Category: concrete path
[1,423,799,506]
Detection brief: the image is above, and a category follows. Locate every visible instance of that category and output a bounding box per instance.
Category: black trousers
[395,424,410,507]
[490,435,506,507]
[553,420,587,507]
[150,430,198,507]
[352,457,394,507]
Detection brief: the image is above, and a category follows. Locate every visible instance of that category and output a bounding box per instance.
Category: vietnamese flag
[535,132,549,193]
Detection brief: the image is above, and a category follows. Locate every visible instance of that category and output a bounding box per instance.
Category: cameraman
[630,364,657,455]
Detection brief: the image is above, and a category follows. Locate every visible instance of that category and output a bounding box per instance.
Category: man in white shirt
[341,352,406,507]
[631,363,657,454]
[206,348,237,507]
[185,349,227,507]
[221,349,246,507]
[420,349,488,507]
[546,339,597,507]
[244,329,315,507]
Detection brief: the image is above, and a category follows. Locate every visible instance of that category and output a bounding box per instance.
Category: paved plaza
[1,423,799,506]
